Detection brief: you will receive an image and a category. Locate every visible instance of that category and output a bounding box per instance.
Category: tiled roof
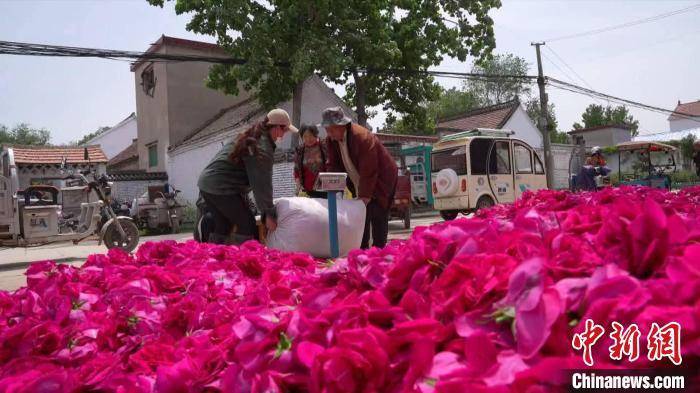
[169,97,265,151]
[436,100,520,132]
[567,124,632,134]
[108,139,138,167]
[669,100,700,120]
[131,35,226,71]
[8,145,108,164]
[107,170,168,181]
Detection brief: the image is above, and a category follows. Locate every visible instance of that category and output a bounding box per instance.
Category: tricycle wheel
[104,218,140,253]
[439,210,459,221]
[476,196,495,211]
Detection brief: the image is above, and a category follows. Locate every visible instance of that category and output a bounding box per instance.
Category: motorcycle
[0,147,140,252]
[571,165,611,192]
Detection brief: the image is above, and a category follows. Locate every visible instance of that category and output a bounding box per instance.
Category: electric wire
[543,3,700,42]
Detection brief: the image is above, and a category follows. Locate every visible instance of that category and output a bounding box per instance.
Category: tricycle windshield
[620,148,675,179]
[649,149,675,169]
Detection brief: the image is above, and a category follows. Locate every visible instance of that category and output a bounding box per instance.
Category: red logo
[647,322,682,366]
[572,319,606,366]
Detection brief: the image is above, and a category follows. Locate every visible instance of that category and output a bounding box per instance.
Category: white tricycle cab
[431,128,547,220]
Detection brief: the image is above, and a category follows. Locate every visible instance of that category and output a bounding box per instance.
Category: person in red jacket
[322,107,398,249]
[293,124,327,198]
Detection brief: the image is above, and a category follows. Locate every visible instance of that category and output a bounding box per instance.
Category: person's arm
[357,134,379,202]
[293,147,302,180]
[242,138,275,220]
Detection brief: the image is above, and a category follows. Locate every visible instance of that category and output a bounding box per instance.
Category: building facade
[435,99,544,149]
[669,100,700,132]
[83,113,137,160]
[567,125,632,148]
[131,36,246,173]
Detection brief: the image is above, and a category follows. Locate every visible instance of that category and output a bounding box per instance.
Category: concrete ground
[0,212,443,292]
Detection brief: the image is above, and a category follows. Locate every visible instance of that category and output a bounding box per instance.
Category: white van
[431,128,547,220]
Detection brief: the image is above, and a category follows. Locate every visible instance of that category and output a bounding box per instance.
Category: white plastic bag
[266,197,366,258]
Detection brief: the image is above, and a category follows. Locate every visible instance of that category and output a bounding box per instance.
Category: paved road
[0,213,443,292]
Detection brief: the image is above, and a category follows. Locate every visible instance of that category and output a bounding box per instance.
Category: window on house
[141,65,156,97]
[514,143,533,173]
[148,144,158,168]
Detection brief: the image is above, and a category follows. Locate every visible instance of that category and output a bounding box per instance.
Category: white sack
[266,197,366,258]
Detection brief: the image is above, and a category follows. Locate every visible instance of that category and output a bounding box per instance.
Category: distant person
[196,109,297,244]
[577,146,610,191]
[694,141,700,178]
[294,124,327,198]
[586,146,607,167]
[322,107,398,249]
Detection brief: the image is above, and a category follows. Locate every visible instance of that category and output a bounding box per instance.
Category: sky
[1,0,699,145]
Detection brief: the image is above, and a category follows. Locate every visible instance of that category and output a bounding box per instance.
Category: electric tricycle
[617,141,676,190]
[0,147,140,252]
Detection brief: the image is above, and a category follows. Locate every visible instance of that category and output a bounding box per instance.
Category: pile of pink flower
[1,186,699,392]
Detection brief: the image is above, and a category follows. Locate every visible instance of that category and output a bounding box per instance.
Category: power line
[0,40,538,82]
[541,52,576,83]
[544,45,609,106]
[545,46,594,91]
[546,77,700,124]
[543,4,700,43]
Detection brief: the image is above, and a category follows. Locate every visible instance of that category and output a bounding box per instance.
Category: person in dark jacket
[197,108,297,244]
[322,107,398,249]
[294,124,328,198]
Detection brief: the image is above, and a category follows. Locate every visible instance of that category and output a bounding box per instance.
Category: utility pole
[532,42,554,189]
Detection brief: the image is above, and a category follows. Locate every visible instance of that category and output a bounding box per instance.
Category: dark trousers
[361,200,390,249]
[305,190,327,199]
[200,191,257,242]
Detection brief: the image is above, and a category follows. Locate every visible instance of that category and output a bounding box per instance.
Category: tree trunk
[353,71,368,128]
[292,80,303,147]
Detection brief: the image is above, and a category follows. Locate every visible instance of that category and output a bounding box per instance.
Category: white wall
[571,127,630,148]
[167,133,232,205]
[168,136,297,205]
[504,106,543,149]
[111,179,167,204]
[670,118,700,132]
[86,116,137,159]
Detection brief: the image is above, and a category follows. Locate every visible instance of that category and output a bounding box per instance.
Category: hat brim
[321,117,352,127]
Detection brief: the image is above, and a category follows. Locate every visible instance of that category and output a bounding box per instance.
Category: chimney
[678,100,681,105]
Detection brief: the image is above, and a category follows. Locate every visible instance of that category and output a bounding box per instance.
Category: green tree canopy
[0,123,51,145]
[149,0,501,128]
[76,126,110,146]
[525,98,568,143]
[384,86,480,135]
[386,53,538,135]
[573,104,640,137]
[466,53,531,105]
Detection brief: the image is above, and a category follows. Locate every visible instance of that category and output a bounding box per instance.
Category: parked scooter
[132,186,183,234]
[0,147,140,252]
